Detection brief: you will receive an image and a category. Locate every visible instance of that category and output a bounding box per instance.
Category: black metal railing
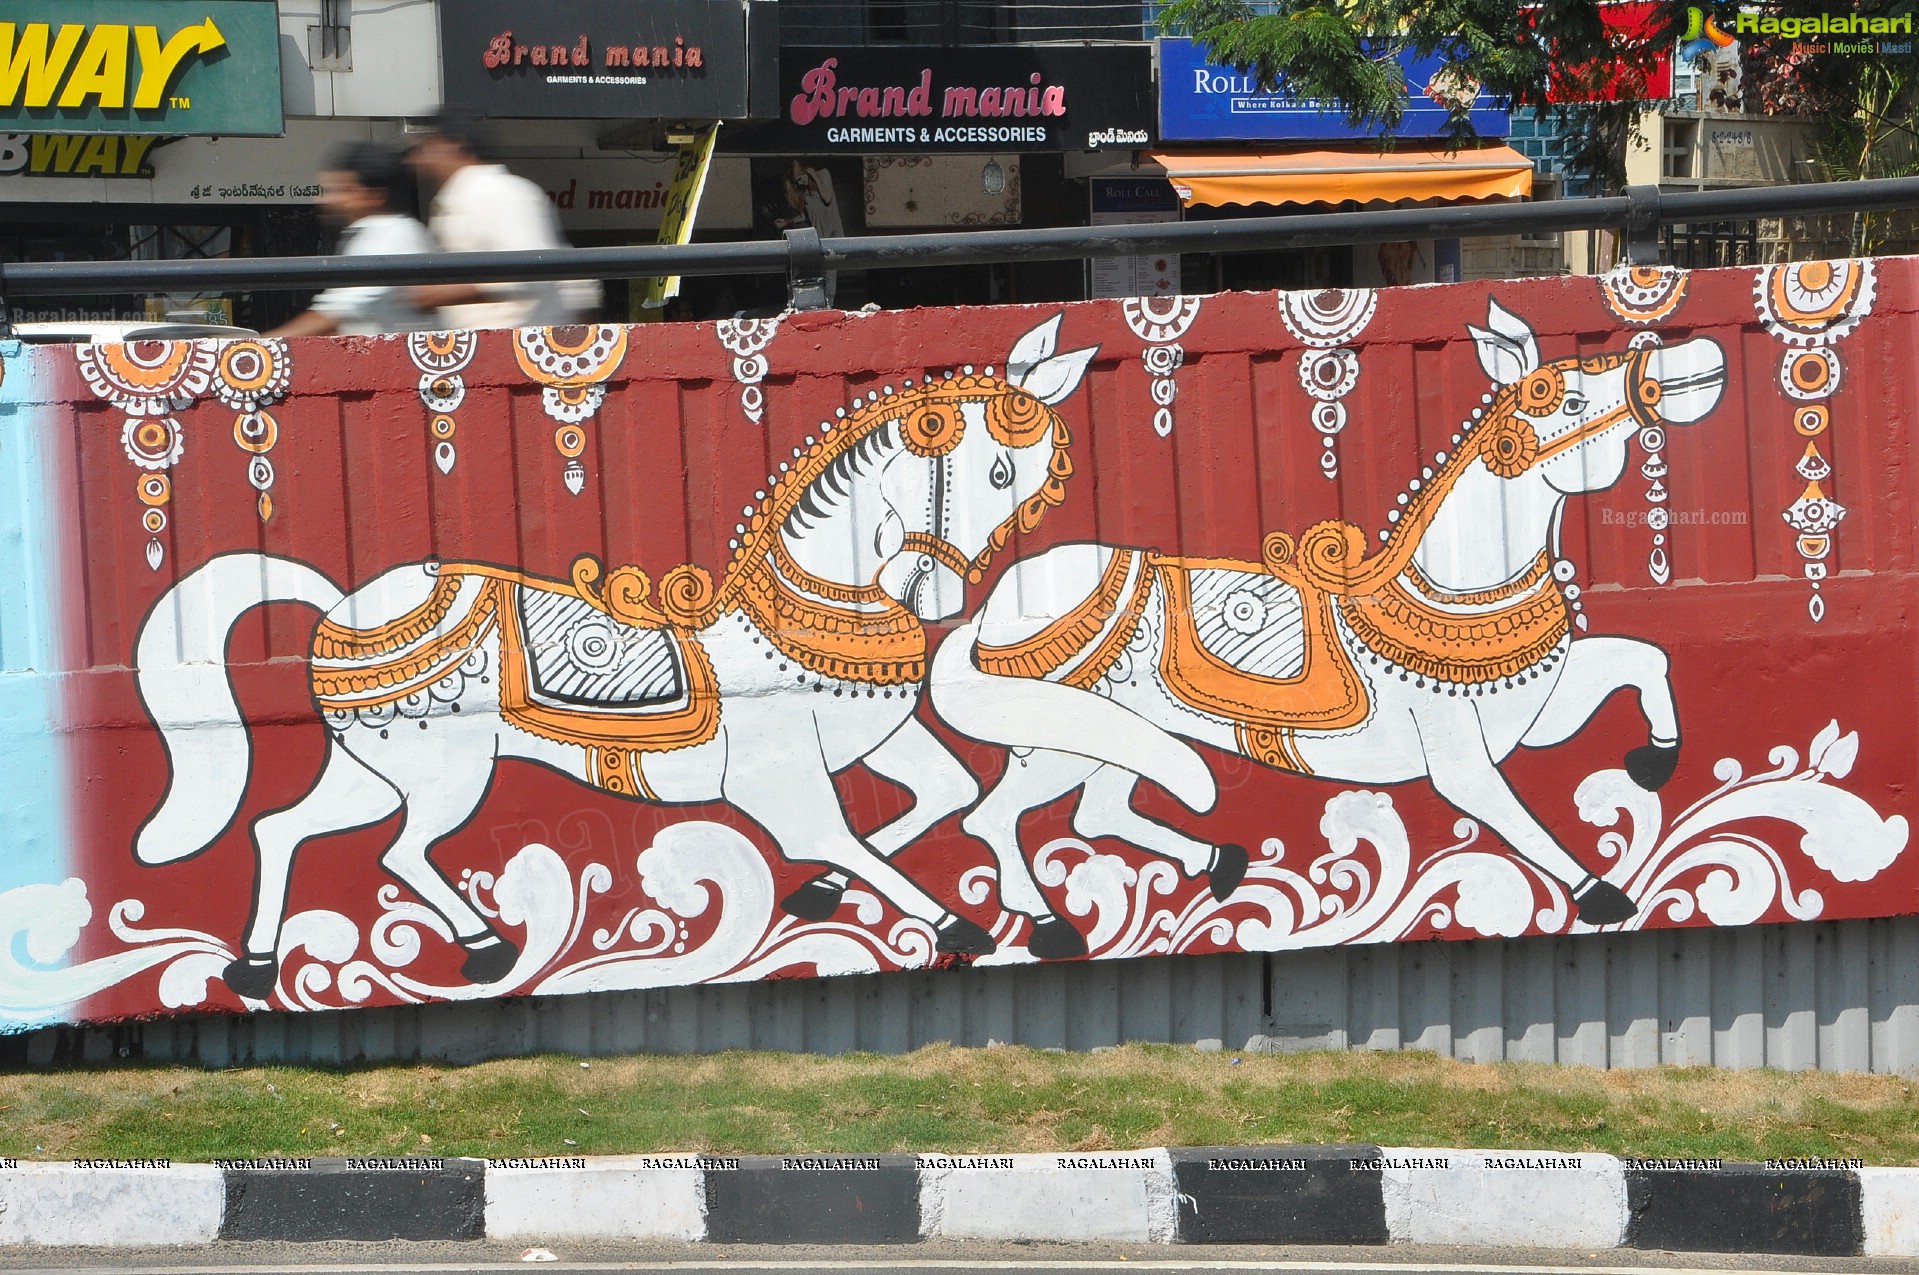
[3,176,1915,319]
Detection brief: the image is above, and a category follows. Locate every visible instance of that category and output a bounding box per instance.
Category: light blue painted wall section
[0,341,77,1028]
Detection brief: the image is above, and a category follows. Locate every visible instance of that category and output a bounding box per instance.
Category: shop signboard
[635,125,721,312]
[0,1,282,136]
[1158,37,1510,141]
[439,0,775,121]
[515,154,752,234]
[1088,177,1180,300]
[728,44,1155,154]
[0,132,163,177]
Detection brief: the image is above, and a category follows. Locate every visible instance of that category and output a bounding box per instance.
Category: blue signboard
[1157,38,1510,142]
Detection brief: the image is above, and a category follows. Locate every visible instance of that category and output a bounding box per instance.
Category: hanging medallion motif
[1123,295,1202,437]
[514,326,630,496]
[408,331,478,476]
[715,318,780,426]
[209,338,293,522]
[1752,259,1877,623]
[1279,288,1377,479]
[1600,265,1692,585]
[75,339,218,570]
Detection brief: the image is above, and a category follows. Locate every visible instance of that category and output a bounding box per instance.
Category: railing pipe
[0,176,1913,306]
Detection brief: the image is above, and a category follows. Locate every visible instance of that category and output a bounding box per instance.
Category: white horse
[921,301,1727,957]
[131,316,1097,998]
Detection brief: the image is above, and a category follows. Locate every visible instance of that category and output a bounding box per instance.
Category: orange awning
[1150,146,1534,209]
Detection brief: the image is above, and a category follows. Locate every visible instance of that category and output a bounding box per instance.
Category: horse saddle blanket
[1153,558,1369,733]
[498,580,719,752]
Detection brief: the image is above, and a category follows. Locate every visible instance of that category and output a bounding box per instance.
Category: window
[1662,119,1698,181]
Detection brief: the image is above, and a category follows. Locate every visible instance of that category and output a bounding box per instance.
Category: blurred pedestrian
[405,112,599,330]
[266,142,435,338]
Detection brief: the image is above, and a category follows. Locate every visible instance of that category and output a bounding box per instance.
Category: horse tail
[133,552,344,866]
[931,619,1217,814]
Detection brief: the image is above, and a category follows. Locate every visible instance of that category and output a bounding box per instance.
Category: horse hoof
[1574,878,1638,925]
[781,875,846,922]
[1625,742,1680,791]
[223,954,279,1001]
[1028,917,1089,960]
[935,915,997,956]
[1206,843,1249,902]
[459,934,521,985]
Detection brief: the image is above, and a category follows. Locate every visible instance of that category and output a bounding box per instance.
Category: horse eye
[1563,394,1587,416]
[989,453,1014,490]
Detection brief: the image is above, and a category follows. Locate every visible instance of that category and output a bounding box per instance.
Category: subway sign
[0,1,282,136]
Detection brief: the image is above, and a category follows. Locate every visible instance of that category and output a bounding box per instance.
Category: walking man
[405,113,599,330]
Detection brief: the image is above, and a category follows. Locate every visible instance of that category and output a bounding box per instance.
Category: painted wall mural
[0,259,1915,1030]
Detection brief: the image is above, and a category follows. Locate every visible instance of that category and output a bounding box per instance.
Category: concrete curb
[0,1150,1908,1253]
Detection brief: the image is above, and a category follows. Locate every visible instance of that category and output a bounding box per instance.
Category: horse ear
[1468,300,1540,386]
[1020,344,1099,406]
[1007,314,1062,384]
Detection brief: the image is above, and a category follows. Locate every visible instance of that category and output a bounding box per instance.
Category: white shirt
[309,213,437,335]
[428,163,600,331]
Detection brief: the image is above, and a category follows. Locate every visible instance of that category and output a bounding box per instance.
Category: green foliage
[1155,0,1918,195]
[1156,0,1682,190]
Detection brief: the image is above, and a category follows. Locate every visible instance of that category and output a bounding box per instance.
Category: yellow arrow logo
[133,17,224,109]
[0,17,228,111]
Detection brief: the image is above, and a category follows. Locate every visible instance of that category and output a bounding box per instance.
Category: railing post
[1624,184,1664,268]
[784,226,829,312]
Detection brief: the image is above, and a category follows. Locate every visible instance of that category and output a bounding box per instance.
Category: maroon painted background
[17,258,1919,1026]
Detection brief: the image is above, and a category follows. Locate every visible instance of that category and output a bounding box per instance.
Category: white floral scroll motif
[1123,296,1201,437]
[0,880,231,1017]
[717,318,781,426]
[973,722,1906,959]
[1574,719,1906,932]
[1280,289,1376,479]
[263,820,927,1009]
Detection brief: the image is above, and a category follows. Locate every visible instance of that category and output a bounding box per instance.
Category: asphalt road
[7,1241,1919,1275]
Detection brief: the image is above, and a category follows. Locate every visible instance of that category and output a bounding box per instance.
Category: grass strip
[2,1044,1914,1164]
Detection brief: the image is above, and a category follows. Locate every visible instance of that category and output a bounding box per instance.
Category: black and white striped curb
[1,1149,1913,1255]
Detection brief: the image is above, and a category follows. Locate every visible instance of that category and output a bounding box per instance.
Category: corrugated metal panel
[15,915,1917,1074]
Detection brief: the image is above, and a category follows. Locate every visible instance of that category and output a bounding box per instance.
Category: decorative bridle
[891,372,1074,585]
[1258,346,1673,693]
[1475,349,1661,479]
[569,371,1075,686]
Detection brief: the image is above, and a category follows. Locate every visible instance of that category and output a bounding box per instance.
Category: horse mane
[780,419,903,539]
[573,369,1071,629]
[723,376,934,584]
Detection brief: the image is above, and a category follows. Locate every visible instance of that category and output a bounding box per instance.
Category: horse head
[874,314,1097,620]
[1468,300,1726,496]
